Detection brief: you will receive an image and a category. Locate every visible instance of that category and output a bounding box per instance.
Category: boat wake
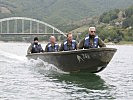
[0,49,27,63]
[26,58,69,75]
[0,49,68,75]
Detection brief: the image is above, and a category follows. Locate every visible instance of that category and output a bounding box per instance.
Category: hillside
[75,6,133,43]
[1,0,133,29]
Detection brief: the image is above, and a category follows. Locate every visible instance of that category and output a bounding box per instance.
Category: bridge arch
[0,17,66,36]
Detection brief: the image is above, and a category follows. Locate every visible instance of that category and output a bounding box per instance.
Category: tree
[99,9,119,23]
[125,6,133,17]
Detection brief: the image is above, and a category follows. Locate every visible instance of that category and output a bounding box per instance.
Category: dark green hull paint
[26,48,117,73]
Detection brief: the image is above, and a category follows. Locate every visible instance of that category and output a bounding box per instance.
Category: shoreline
[117,41,133,45]
[0,41,133,45]
[105,41,133,45]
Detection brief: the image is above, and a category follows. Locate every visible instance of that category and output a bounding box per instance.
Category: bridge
[0,17,66,36]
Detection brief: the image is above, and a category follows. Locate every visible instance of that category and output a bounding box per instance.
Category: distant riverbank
[105,41,133,45]
[0,41,133,45]
[117,41,133,45]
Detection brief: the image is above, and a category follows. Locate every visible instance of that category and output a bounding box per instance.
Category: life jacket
[31,43,43,53]
[47,43,59,52]
[84,35,99,48]
[64,40,76,51]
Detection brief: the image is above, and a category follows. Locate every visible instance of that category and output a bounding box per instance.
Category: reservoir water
[0,43,133,100]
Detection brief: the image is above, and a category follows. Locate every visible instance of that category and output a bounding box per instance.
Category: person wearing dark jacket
[27,37,44,54]
[60,33,78,51]
[78,27,106,49]
[45,36,59,52]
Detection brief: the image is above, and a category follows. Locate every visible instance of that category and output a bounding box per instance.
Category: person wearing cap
[27,37,44,54]
[60,32,78,51]
[45,36,59,52]
[78,27,106,49]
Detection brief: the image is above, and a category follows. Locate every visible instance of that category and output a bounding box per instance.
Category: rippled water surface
[0,43,133,100]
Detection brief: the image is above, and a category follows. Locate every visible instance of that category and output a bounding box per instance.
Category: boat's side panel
[27,48,117,72]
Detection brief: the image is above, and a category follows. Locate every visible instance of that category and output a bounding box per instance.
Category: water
[0,43,133,100]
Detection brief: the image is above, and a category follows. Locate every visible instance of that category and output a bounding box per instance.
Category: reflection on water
[0,43,133,99]
[34,62,115,99]
[53,72,107,90]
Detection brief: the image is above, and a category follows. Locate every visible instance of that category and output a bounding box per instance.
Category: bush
[99,9,119,23]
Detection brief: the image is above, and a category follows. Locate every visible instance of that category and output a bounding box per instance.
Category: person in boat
[45,36,59,52]
[60,32,78,51]
[78,27,106,49]
[27,37,44,54]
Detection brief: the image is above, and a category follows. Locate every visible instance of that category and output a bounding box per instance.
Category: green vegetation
[1,0,133,32]
[0,0,133,43]
[99,9,120,23]
[80,26,133,43]
[78,6,133,43]
[99,5,133,28]
[118,41,133,44]
[122,6,133,28]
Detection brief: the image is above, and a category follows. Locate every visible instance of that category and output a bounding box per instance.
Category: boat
[26,48,117,73]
